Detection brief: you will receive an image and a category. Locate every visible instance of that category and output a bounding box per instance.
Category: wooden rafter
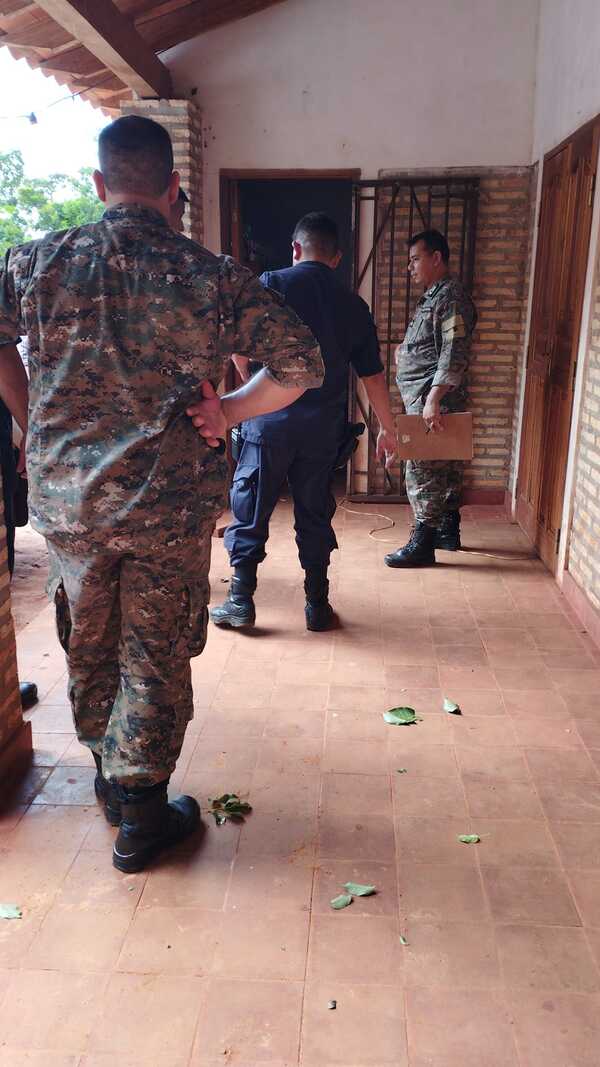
[33,0,172,97]
[137,0,288,53]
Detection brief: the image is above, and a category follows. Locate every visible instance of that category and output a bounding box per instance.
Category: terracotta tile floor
[3,502,600,1066]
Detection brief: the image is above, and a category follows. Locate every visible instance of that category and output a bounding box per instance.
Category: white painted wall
[166,0,539,251]
[533,0,600,159]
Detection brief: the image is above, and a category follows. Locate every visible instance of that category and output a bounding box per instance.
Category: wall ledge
[0,720,33,807]
[562,570,600,651]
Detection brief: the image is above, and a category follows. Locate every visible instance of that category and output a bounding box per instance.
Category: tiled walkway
[2,502,600,1066]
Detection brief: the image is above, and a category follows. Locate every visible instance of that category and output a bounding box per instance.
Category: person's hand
[376,427,397,469]
[186,381,227,448]
[16,433,27,476]
[422,395,443,433]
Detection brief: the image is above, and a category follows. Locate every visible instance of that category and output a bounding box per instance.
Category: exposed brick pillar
[0,469,32,796]
[120,98,203,244]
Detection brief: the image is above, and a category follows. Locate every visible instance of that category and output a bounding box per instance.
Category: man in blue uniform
[211,212,397,632]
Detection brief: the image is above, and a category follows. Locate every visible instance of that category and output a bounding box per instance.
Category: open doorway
[220,169,357,487]
[220,169,356,279]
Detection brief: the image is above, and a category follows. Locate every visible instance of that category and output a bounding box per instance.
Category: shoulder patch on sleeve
[441,311,466,340]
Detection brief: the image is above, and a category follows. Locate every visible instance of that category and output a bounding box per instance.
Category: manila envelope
[395,412,473,460]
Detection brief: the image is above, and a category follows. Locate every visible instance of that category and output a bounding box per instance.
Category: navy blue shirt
[242,261,383,445]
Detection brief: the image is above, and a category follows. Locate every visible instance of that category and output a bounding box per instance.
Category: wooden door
[517,119,599,570]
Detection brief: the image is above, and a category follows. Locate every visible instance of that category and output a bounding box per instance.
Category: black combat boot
[435,510,461,551]
[92,752,121,826]
[210,564,257,628]
[19,682,38,710]
[384,522,436,568]
[304,565,335,631]
[112,780,201,873]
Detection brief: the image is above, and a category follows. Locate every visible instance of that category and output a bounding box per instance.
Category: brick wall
[120,98,203,244]
[568,258,600,612]
[364,167,535,498]
[0,468,30,785]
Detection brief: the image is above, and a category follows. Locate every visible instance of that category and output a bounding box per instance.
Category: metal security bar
[349,176,479,500]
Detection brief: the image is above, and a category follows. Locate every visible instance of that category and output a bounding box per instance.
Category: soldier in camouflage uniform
[0,116,323,871]
[385,229,477,568]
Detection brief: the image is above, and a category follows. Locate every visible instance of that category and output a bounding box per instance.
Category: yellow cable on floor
[338,499,537,559]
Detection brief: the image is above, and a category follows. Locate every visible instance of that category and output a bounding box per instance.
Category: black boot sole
[210,611,255,629]
[384,556,436,568]
[305,614,334,632]
[112,802,202,873]
[305,605,335,632]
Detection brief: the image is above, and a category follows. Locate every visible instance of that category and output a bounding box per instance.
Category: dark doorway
[238,179,353,287]
[219,170,357,470]
[220,171,355,286]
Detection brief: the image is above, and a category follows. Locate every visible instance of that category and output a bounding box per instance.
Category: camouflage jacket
[0,205,323,552]
[395,276,477,411]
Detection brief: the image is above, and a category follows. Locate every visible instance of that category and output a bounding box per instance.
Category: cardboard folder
[396,413,473,461]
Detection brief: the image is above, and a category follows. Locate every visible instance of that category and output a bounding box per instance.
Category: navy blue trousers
[224,437,338,570]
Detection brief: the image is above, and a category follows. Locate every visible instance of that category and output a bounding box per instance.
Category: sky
[0,49,109,179]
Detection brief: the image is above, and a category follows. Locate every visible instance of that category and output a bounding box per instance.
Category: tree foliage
[0,149,103,257]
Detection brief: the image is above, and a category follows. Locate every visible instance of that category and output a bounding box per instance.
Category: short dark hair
[178,187,189,203]
[98,115,174,198]
[293,212,339,258]
[408,229,450,263]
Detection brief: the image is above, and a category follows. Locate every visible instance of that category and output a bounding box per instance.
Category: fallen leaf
[399,934,409,946]
[0,904,22,920]
[383,707,418,726]
[444,698,462,715]
[342,882,376,897]
[330,893,353,910]
[209,792,253,826]
[458,834,480,844]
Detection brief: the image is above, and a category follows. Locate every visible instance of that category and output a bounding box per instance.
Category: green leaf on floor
[399,934,409,946]
[383,706,417,726]
[330,893,353,910]
[0,904,22,920]
[458,834,480,844]
[343,882,376,896]
[209,792,253,827]
[396,768,408,774]
[444,698,462,715]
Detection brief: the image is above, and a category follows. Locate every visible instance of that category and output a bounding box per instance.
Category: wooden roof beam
[33,0,173,98]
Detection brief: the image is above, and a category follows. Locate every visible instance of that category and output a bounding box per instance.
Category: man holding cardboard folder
[385,229,477,568]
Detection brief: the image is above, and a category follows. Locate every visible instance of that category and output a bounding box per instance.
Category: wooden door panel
[517,117,599,573]
[516,146,569,531]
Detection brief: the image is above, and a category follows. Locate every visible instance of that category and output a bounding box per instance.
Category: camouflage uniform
[396,276,477,525]
[0,204,322,786]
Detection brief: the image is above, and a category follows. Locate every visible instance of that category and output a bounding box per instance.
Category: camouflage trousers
[402,393,465,526]
[46,527,213,787]
[404,458,464,525]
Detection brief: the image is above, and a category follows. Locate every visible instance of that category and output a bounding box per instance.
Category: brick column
[120,98,203,244]
[0,469,32,795]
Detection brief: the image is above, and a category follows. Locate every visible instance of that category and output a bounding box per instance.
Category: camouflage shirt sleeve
[0,249,22,348]
[229,263,324,389]
[432,295,474,390]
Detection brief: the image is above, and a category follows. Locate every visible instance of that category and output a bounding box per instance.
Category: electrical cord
[338,498,537,559]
